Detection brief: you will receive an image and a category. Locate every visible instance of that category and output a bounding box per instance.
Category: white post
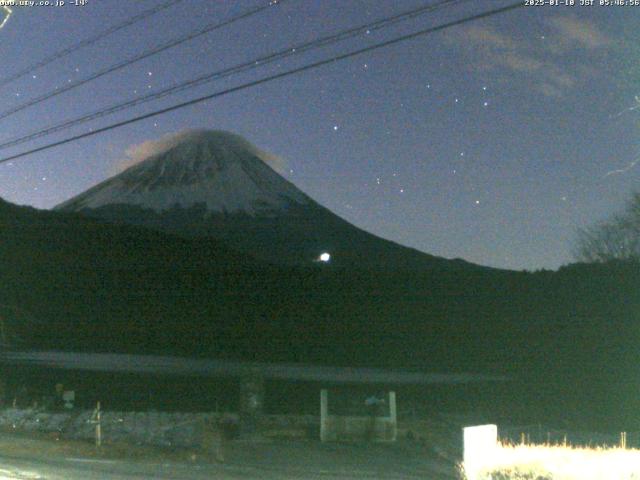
[239,369,263,430]
[320,389,328,442]
[96,401,102,448]
[388,391,397,442]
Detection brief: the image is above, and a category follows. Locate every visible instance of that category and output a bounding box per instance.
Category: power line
[0,0,471,152]
[0,0,186,88]
[0,0,283,122]
[0,2,525,166]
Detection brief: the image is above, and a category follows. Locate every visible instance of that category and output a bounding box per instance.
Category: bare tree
[575,192,640,263]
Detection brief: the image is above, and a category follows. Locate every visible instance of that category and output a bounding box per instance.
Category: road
[0,437,458,479]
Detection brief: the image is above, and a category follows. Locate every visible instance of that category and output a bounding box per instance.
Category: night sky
[0,0,637,271]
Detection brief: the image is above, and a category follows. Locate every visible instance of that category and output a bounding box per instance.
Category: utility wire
[0,0,186,88]
[0,1,525,166]
[0,0,471,151]
[0,0,283,122]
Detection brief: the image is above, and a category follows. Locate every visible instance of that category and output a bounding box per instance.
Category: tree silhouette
[575,192,640,263]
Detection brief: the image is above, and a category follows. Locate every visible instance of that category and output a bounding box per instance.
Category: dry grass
[462,442,640,480]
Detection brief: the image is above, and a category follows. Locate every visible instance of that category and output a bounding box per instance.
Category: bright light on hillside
[318,252,331,262]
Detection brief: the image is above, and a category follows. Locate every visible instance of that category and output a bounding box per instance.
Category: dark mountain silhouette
[1,195,639,428]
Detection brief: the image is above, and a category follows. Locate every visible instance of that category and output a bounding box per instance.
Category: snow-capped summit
[57,130,310,216]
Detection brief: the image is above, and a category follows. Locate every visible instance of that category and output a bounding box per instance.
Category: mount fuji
[57,130,476,270]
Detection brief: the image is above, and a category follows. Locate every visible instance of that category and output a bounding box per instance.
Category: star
[483,102,489,107]
[333,125,339,131]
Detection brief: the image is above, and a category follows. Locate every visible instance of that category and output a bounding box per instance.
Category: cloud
[113,130,194,174]
[112,129,288,175]
[548,16,612,49]
[452,26,545,74]
[252,148,288,175]
[539,63,576,96]
[447,24,608,98]
[500,52,544,73]
[457,25,517,51]
[537,83,564,99]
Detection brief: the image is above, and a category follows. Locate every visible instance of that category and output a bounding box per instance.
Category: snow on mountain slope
[57,130,310,216]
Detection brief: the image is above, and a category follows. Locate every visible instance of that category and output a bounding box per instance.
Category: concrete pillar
[0,374,5,408]
[388,391,397,441]
[238,367,265,435]
[320,389,329,442]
